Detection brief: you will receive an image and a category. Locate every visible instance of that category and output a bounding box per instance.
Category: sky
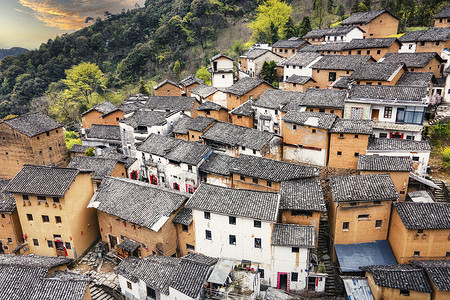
[0,0,145,50]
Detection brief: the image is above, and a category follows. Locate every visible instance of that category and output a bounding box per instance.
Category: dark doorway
[308,277,316,291]
[279,274,288,291]
[109,235,118,249]
[55,240,65,256]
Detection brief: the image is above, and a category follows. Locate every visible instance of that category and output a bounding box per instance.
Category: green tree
[337,4,345,16]
[269,22,280,44]
[312,0,326,28]
[230,40,249,57]
[85,147,96,156]
[327,0,335,13]
[297,17,312,37]
[138,78,150,95]
[249,0,292,43]
[196,66,211,85]
[351,0,368,13]
[282,17,297,39]
[363,0,372,10]
[260,61,278,84]
[173,60,182,81]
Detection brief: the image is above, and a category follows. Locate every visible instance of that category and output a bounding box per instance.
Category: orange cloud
[18,0,144,30]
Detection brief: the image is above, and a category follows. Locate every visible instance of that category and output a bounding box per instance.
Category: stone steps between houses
[90,284,123,300]
[431,180,450,203]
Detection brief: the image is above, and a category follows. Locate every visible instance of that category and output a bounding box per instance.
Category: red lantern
[80,231,83,235]
[23,234,27,239]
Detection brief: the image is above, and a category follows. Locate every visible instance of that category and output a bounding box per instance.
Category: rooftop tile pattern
[145,96,197,112]
[357,155,413,172]
[241,48,271,60]
[329,119,373,134]
[271,224,315,248]
[435,6,450,18]
[253,90,302,109]
[341,37,398,50]
[348,85,428,102]
[0,180,15,213]
[195,101,224,111]
[224,77,268,96]
[393,202,450,229]
[396,72,433,87]
[299,43,347,53]
[2,113,62,137]
[179,75,203,87]
[68,156,119,180]
[86,124,121,140]
[120,110,169,128]
[340,9,394,25]
[81,100,118,117]
[172,207,193,226]
[381,52,442,68]
[190,85,218,98]
[272,39,308,48]
[279,178,326,212]
[198,152,236,176]
[154,79,180,90]
[411,260,450,291]
[367,138,431,151]
[303,26,363,39]
[282,111,337,130]
[284,52,322,67]
[230,100,254,116]
[311,55,373,70]
[285,75,315,84]
[351,62,404,81]
[399,27,450,42]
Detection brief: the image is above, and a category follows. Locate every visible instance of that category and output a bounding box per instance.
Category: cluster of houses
[0,7,450,300]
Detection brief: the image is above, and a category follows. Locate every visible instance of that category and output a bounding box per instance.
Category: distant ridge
[0,47,28,60]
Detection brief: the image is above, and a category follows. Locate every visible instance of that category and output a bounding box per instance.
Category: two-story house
[81,100,123,129]
[209,53,234,88]
[172,115,216,142]
[399,27,450,54]
[224,77,273,111]
[91,177,188,258]
[5,165,98,259]
[230,100,255,128]
[83,124,121,149]
[339,9,399,38]
[240,49,283,77]
[412,260,450,300]
[302,26,364,44]
[350,62,407,86]
[282,52,322,82]
[379,52,444,78]
[271,39,309,58]
[434,7,450,27]
[154,79,183,96]
[0,180,23,254]
[341,38,401,61]
[198,152,236,188]
[389,202,450,264]
[282,111,337,166]
[195,101,229,122]
[179,75,203,96]
[144,96,201,117]
[172,208,195,256]
[0,113,67,179]
[282,88,346,117]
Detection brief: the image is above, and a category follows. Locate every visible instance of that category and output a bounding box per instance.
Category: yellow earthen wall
[328,133,369,169]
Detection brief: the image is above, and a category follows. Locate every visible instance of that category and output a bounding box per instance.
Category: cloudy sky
[0,0,145,49]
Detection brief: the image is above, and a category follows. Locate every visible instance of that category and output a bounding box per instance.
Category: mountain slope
[0,47,28,60]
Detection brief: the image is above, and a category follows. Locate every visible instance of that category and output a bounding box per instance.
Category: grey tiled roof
[303,26,362,39]
[224,78,270,96]
[283,88,346,111]
[330,174,399,203]
[331,76,353,89]
[211,53,233,61]
[253,90,302,109]
[172,207,193,226]
[120,110,169,128]
[340,9,394,25]
[271,224,315,248]
[117,239,140,253]
[351,63,405,81]
[196,101,225,111]
[311,55,373,70]
[201,122,275,150]
[172,115,215,134]
[5,165,79,197]
[119,102,145,115]
[367,138,431,151]
[435,6,450,18]
[396,72,433,87]
[81,100,118,117]
[399,27,450,42]
[2,113,62,137]
[329,119,373,134]
[190,85,219,98]
[69,144,90,154]
[241,48,270,59]
[0,254,72,268]
[172,114,194,134]
[138,134,211,165]
[68,156,119,180]
[285,75,315,84]
[299,43,347,53]
[185,183,279,221]
[282,111,337,130]
[361,265,432,293]
[154,79,180,90]
[145,96,197,112]
[279,178,326,212]
[272,39,308,48]
[179,76,203,87]
[357,155,413,172]
[231,154,319,182]
[393,202,450,229]
[95,177,187,230]
[284,52,322,67]
[398,30,428,42]
[230,100,254,116]
[381,52,443,68]
[411,260,450,291]
[182,252,219,266]
[341,38,398,50]
[86,124,121,140]
[348,85,428,102]
[199,152,236,176]
[0,180,15,213]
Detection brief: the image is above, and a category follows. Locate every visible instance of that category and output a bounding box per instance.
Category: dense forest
[0,0,448,120]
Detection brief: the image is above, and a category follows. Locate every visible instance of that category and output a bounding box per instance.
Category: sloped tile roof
[303,26,362,39]
[396,72,433,87]
[299,43,347,53]
[224,78,270,96]
[5,165,80,197]
[199,152,236,176]
[172,114,194,135]
[119,102,145,115]
[351,62,405,81]
[241,48,270,59]
[381,52,443,68]
[231,154,319,182]
[272,39,308,48]
[342,38,398,50]
[399,27,450,42]
[411,260,450,291]
[361,264,432,293]
[190,85,219,98]
[285,75,316,84]
[201,122,275,150]
[340,9,395,25]
[0,254,72,268]
[145,96,197,112]
[357,155,413,172]
[95,177,187,230]
[329,119,373,134]
[172,207,193,226]
[81,100,118,117]
[348,85,428,102]
[2,113,62,137]
[68,156,119,180]
[311,55,373,70]
[0,180,16,213]
[120,110,169,128]
[330,174,399,203]
[185,183,279,221]
[179,76,203,87]
[117,239,140,253]
[230,100,254,116]
[86,124,121,140]
[172,115,215,135]
[154,79,180,90]
[331,76,353,89]
[367,138,431,151]
[282,111,337,130]
[211,53,233,61]
[271,224,315,248]
[196,101,225,111]
[69,144,90,154]
[253,90,302,109]
[284,52,322,67]
[435,6,450,18]
[398,29,428,42]
[393,202,450,229]
[280,178,326,212]
[283,88,346,111]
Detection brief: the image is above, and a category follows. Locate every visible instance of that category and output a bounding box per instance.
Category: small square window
[350,202,357,206]
[337,151,342,156]
[46,132,50,136]
[205,230,212,240]
[291,272,298,281]
[254,220,261,228]
[354,134,358,138]
[241,146,246,151]
[319,109,325,113]
[258,268,264,278]
[47,240,53,248]
[293,125,297,130]
[1,214,4,218]
[37,196,46,202]
[342,222,349,230]
[229,235,236,245]
[339,133,344,138]
[182,224,188,232]
[42,215,49,223]
[375,220,382,228]
[65,242,71,250]
[312,129,316,133]
[400,290,410,296]
[357,50,361,55]
[53,197,60,203]
[55,216,62,223]
[292,247,299,253]
[417,229,423,233]
[33,239,39,246]
[7,238,12,243]
[366,50,370,54]
[254,238,262,248]
[204,212,211,219]
[358,214,369,219]
[127,281,132,290]
[253,149,257,155]
[377,50,381,54]
[413,157,419,161]
[354,152,359,157]
[229,216,236,225]
[253,178,258,184]
[267,181,272,187]
[414,251,420,257]
[330,110,334,113]
[373,201,381,205]
[27,214,33,221]
[240,175,245,181]
[186,244,195,250]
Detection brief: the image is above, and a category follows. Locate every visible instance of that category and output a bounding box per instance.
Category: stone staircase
[90,284,124,300]
[431,180,450,203]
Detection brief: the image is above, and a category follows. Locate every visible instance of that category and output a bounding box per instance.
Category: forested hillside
[0,0,448,120]
[0,48,28,60]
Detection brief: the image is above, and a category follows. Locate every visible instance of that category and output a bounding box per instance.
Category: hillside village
[0,6,450,300]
